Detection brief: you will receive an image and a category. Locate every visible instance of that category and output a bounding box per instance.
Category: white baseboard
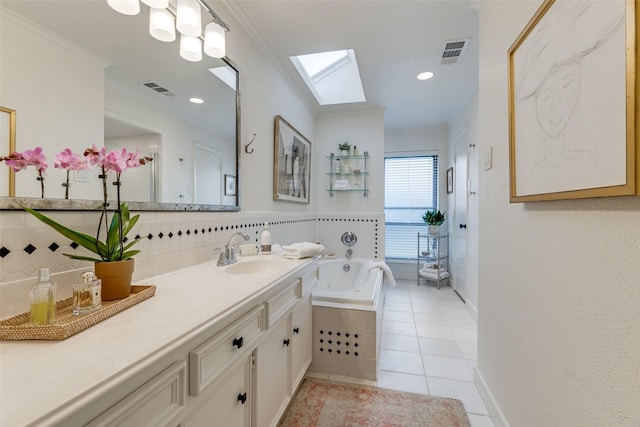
[466,299,478,322]
[474,367,510,427]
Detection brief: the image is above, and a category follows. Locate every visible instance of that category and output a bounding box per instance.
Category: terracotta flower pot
[95,259,135,301]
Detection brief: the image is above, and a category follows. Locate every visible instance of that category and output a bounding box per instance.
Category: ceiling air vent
[141,81,176,97]
[440,39,469,65]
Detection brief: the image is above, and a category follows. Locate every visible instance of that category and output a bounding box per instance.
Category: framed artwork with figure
[273,115,311,204]
[508,0,638,202]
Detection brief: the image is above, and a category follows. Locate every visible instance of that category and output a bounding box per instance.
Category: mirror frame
[0,58,241,212]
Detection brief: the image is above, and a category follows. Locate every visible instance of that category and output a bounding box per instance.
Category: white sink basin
[224,258,292,275]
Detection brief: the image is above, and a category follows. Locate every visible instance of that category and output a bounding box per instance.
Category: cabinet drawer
[87,361,186,427]
[189,306,264,397]
[299,267,318,298]
[265,280,299,328]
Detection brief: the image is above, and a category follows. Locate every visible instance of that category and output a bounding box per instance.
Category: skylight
[290,49,366,106]
[209,65,237,91]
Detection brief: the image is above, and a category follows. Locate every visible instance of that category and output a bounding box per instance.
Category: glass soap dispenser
[30,268,57,325]
[73,272,102,315]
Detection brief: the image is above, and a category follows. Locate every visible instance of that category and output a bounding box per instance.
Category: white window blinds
[384,156,438,259]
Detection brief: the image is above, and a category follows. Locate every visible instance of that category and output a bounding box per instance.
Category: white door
[194,144,221,205]
[452,133,468,301]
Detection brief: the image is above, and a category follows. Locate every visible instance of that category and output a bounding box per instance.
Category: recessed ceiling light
[189,97,204,104]
[417,71,434,81]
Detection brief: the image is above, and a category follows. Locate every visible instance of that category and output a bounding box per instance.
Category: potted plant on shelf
[338,141,351,156]
[422,209,447,235]
[3,145,152,300]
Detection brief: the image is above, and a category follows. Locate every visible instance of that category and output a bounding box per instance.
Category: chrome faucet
[345,248,353,260]
[217,232,250,266]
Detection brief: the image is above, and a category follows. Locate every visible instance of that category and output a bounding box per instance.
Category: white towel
[282,242,326,259]
[419,269,449,280]
[365,259,396,287]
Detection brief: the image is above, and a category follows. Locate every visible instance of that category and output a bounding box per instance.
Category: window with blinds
[384,155,438,259]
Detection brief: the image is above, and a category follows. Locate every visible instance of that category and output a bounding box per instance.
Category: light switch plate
[74,169,91,182]
[483,147,493,170]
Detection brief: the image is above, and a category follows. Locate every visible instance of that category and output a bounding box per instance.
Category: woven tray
[0,285,156,341]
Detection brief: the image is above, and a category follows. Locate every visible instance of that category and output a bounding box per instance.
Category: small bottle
[353,145,358,156]
[260,222,272,254]
[30,268,56,325]
[73,272,102,315]
[335,159,342,174]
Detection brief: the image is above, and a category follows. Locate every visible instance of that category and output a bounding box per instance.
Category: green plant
[24,203,142,262]
[422,209,447,226]
[338,141,351,151]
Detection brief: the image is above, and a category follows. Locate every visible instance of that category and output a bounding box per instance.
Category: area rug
[278,377,470,427]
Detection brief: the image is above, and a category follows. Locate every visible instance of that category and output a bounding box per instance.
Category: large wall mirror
[0,0,239,211]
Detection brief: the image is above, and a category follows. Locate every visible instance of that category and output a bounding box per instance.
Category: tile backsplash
[0,209,383,318]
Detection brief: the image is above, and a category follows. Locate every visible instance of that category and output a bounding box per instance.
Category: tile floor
[309,279,495,427]
[377,279,494,427]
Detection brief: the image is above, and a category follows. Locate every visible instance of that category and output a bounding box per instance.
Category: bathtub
[312,258,384,309]
[309,258,387,381]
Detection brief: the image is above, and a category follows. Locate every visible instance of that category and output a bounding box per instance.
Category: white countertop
[0,254,313,426]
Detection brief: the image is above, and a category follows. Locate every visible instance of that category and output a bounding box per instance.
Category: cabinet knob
[459,224,467,229]
[237,392,247,404]
[293,327,300,334]
[283,338,290,347]
[232,336,244,350]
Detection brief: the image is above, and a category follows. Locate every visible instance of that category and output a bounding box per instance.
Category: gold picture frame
[0,106,16,197]
[273,115,311,204]
[508,0,637,202]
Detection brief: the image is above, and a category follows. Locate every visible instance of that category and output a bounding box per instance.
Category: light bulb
[180,35,202,62]
[176,0,202,37]
[107,0,140,15]
[141,0,168,7]
[149,8,175,42]
[204,22,226,58]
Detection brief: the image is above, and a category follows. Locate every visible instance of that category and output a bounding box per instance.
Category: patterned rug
[278,377,470,427]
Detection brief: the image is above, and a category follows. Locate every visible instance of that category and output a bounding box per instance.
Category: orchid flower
[54,148,90,171]
[0,147,48,197]
[54,148,90,199]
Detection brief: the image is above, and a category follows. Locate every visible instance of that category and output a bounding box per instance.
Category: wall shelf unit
[326,152,370,197]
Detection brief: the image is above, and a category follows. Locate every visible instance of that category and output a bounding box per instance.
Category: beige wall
[476,1,640,426]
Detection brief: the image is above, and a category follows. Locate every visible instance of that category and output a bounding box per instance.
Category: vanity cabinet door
[253,315,290,427]
[290,294,312,393]
[182,355,252,427]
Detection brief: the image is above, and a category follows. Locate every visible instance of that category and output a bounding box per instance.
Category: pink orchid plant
[3,145,152,263]
[0,147,48,198]
[54,148,90,199]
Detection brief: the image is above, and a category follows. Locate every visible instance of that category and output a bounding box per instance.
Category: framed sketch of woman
[508,0,637,201]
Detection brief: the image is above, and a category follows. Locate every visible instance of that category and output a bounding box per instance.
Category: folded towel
[365,259,396,287]
[419,269,449,280]
[282,242,326,259]
[420,267,448,275]
[333,183,352,190]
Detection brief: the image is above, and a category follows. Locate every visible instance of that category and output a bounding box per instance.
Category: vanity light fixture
[417,71,435,80]
[107,0,140,15]
[141,0,168,8]
[180,35,203,62]
[176,0,201,37]
[204,22,226,58]
[149,7,176,42]
[107,0,230,62]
